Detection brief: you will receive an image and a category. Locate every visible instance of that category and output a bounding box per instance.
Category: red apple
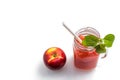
[43,47,66,70]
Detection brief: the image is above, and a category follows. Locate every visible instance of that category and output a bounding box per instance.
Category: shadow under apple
[37,57,96,80]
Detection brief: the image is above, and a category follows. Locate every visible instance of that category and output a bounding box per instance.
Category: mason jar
[73,27,100,70]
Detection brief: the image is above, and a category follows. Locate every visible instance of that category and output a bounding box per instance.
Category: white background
[0,0,120,80]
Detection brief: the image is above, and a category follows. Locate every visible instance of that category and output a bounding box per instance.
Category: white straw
[62,23,82,43]
[62,23,94,50]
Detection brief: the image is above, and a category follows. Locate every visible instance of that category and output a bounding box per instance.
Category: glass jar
[73,27,100,70]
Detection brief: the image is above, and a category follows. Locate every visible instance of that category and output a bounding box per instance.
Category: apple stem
[62,23,82,43]
[53,53,57,57]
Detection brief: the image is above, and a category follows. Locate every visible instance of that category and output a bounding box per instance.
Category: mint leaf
[103,34,115,47]
[81,34,115,54]
[82,35,99,47]
[95,44,106,53]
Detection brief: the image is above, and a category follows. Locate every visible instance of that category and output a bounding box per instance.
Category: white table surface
[0,0,120,80]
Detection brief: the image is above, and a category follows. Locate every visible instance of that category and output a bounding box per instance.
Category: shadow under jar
[73,27,100,70]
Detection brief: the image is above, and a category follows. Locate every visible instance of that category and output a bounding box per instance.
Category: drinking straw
[63,23,94,50]
[62,23,82,44]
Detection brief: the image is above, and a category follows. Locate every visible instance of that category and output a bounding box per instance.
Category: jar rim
[74,27,100,52]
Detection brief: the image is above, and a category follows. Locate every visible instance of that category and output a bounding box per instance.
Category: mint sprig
[82,34,115,54]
